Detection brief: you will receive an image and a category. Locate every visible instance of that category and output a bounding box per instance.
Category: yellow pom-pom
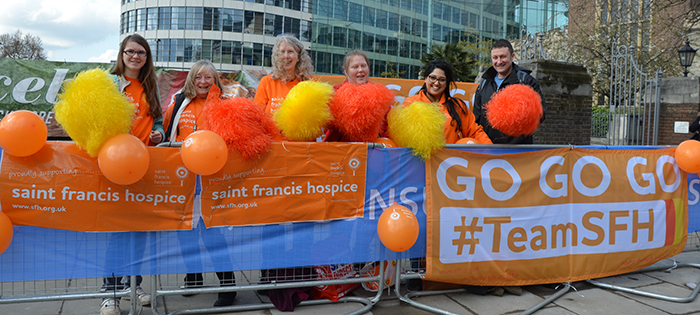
[54,69,134,157]
[274,81,333,141]
[388,101,446,159]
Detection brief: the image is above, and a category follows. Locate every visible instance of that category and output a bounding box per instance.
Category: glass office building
[120,0,568,78]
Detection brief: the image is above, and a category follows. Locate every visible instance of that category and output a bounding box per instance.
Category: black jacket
[473,63,546,144]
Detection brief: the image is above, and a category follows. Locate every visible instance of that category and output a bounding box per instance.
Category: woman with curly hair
[253,34,314,116]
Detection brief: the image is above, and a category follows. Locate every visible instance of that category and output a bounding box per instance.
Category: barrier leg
[395,259,575,315]
[587,262,700,303]
[518,283,571,315]
[394,259,461,315]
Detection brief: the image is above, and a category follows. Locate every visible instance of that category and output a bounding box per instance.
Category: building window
[376,9,388,29]
[204,8,214,30]
[212,40,223,63]
[333,26,346,48]
[136,9,146,31]
[171,7,185,30]
[332,53,344,74]
[232,41,243,64]
[264,44,273,67]
[245,11,264,34]
[315,0,331,17]
[147,8,158,30]
[364,7,375,27]
[222,9,234,32]
[187,7,203,30]
[128,10,136,32]
[348,29,361,50]
[363,32,374,52]
[388,12,399,32]
[387,38,398,56]
[233,10,244,32]
[253,43,263,66]
[301,20,311,42]
[411,41,422,59]
[158,7,170,30]
[348,2,362,24]
[333,0,347,20]
[264,13,276,35]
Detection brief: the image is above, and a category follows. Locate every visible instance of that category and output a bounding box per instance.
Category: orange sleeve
[402,94,424,106]
[162,98,176,140]
[253,75,271,110]
[458,106,493,144]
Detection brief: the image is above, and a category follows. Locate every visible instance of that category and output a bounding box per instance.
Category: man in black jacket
[473,39,546,144]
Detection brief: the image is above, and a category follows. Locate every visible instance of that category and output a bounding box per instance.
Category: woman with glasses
[100,34,163,315]
[402,59,492,144]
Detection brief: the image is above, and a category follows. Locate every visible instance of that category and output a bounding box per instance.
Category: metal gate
[601,40,662,145]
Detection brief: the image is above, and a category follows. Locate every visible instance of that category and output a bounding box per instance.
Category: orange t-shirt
[402,91,492,144]
[253,74,301,116]
[123,77,154,145]
[162,97,206,142]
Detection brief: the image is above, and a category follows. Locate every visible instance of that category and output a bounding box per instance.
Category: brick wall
[519,60,593,145]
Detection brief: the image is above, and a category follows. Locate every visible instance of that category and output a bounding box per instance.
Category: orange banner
[315,75,478,110]
[426,148,687,286]
[201,142,367,226]
[0,142,195,232]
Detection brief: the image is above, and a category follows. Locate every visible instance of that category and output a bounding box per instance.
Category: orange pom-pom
[329,82,395,142]
[485,84,542,137]
[203,96,279,160]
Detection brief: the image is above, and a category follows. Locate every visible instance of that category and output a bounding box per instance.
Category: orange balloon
[375,137,398,148]
[456,137,481,144]
[98,134,150,185]
[0,110,47,157]
[0,211,14,255]
[181,130,228,175]
[676,140,700,173]
[377,203,419,252]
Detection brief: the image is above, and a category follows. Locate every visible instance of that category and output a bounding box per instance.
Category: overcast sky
[0,0,120,63]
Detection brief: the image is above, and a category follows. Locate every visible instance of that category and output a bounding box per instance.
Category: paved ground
[2,248,700,315]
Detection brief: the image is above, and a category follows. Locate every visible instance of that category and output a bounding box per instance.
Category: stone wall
[519,60,593,145]
[657,77,700,146]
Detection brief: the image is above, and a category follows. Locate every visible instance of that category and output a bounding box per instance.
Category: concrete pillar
[657,77,700,145]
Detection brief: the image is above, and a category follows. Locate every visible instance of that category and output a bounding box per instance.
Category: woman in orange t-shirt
[162,60,224,142]
[101,34,162,315]
[402,60,492,144]
[253,34,314,116]
[162,60,238,307]
[111,34,164,146]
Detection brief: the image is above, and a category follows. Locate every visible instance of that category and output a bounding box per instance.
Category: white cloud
[0,0,120,53]
[88,49,119,63]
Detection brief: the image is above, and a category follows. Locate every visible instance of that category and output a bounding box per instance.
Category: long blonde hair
[181,60,223,99]
[271,34,313,82]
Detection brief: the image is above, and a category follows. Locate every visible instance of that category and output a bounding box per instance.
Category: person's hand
[150,131,163,144]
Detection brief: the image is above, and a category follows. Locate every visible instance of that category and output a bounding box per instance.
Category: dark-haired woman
[402,59,492,144]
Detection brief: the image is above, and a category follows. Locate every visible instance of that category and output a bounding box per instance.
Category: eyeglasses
[427,75,447,84]
[123,50,147,57]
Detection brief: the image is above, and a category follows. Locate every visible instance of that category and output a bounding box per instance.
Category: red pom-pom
[329,82,395,142]
[485,84,543,137]
[203,96,279,160]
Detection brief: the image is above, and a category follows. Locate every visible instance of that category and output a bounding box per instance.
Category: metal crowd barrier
[0,262,388,315]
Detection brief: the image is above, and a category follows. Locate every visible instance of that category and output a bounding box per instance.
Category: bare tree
[0,30,48,60]
[564,0,700,105]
